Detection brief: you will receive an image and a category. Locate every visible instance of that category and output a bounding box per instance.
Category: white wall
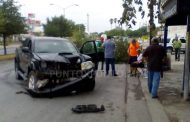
[168,26,187,38]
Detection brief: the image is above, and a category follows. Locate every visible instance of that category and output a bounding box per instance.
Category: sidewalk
[138,54,190,122]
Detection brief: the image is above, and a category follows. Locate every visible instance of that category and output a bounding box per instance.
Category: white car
[159,37,186,54]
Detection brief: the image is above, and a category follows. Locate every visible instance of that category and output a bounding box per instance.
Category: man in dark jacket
[143,37,166,98]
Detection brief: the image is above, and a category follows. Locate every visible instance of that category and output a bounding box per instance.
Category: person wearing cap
[128,39,140,75]
[142,37,166,98]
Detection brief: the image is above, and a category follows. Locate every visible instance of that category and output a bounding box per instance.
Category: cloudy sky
[16,0,149,33]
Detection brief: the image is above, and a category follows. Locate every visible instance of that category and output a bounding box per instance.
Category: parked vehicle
[15,37,101,96]
[159,37,186,54]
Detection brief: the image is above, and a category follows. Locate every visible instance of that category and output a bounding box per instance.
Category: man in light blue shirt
[102,36,117,76]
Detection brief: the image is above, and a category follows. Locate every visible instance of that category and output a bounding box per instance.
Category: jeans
[148,71,161,97]
[105,58,116,75]
[175,48,180,61]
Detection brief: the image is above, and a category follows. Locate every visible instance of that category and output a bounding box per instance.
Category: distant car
[159,37,186,54]
[15,36,101,96]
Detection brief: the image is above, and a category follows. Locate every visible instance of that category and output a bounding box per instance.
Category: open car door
[80,40,101,70]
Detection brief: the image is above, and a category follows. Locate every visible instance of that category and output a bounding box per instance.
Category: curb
[0,54,15,61]
[140,77,170,122]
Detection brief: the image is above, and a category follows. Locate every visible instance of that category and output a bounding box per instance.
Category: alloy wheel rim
[29,75,35,90]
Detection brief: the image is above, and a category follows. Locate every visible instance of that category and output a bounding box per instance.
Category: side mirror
[22,47,30,53]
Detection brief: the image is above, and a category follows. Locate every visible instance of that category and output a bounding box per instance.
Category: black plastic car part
[72,104,105,113]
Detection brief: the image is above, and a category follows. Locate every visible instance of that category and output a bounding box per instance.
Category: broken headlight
[81,61,94,70]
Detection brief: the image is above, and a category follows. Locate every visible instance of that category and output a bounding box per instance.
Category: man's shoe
[113,74,118,76]
[152,96,158,99]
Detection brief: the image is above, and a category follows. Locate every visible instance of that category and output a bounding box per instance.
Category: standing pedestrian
[128,39,140,76]
[102,36,118,76]
[95,37,104,71]
[143,37,166,98]
[172,37,182,61]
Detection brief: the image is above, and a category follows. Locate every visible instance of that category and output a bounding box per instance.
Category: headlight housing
[81,61,94,70]
[41,61,47,68]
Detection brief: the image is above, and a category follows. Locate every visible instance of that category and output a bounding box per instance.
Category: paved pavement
[138,54,190,122]
[0,54,189,122]
[0,61,127,122]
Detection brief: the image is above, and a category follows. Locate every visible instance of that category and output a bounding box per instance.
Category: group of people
[96,35,118,76]
[128,37,166,98]
[96,35,167,98]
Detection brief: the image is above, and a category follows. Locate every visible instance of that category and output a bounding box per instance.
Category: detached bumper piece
[72,104,105,113]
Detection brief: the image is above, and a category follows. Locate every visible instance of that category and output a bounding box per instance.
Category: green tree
[109,18,113,29]
[105,28,125,37]
[121,0,158,43]
[0,0,26,54]
[126,26,148,37]
[114,18,117,28]
[43,16,75,37]
[72,24,86,48]
[115,39,129,63]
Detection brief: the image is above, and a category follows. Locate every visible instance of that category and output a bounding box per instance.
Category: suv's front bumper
[26,69,95,97]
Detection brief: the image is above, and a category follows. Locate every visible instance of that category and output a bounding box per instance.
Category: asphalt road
[0,61,127,122]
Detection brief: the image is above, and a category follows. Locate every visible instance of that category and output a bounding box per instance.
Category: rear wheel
[15,61,22,80]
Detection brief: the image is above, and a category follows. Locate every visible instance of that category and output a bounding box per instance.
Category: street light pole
[50,3,79,18]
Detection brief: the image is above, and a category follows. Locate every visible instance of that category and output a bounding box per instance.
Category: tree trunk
[149,1,154,45]
[3,34,7,55]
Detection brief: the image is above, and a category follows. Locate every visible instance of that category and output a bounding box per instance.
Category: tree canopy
[121,0,159,41]
[43,16,76,37]
[0,0,26,54]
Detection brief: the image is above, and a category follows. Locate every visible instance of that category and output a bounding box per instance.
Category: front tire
[83,78,95,92]
[28,71,38,90]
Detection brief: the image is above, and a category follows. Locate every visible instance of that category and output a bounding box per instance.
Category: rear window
[160,38,170,43]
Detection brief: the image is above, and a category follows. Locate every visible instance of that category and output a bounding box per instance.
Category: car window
[82,42,96,54]
[22,38,30,47]
[160,38,170,43]
[167,38,170,43]
[34,39,78,53]
[180,39,186,43]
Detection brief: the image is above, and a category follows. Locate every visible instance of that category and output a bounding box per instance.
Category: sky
[16,0,149,33]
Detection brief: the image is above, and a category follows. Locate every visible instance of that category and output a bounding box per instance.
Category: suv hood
[34,53,83,63]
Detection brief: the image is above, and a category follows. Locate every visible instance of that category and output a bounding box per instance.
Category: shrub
[115,39,129,63]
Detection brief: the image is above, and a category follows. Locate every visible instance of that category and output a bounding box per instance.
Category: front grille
[43,61,82,78]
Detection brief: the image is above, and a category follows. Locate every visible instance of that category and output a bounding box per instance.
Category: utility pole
[183,15,190,100]
[87,13,89,34]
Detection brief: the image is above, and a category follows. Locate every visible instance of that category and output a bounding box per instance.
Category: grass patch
[0,54,15,61]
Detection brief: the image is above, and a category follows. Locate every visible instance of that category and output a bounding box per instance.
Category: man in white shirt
[130,49,144,76]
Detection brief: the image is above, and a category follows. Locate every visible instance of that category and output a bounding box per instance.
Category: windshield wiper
[58,52,73,55]
[37,51,49,53]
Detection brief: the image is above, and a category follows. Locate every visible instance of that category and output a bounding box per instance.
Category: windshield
[34,39,78,53]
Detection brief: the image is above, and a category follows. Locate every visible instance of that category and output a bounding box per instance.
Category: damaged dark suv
[15,37,100,96]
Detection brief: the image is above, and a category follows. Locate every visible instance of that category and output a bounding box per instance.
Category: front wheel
[28,71,38,90]
[83,78,95,92]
